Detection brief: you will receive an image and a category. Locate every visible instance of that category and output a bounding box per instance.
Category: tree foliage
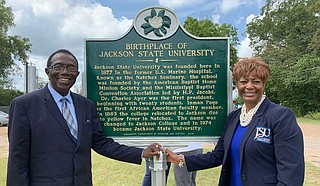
[0,87,23,106]
[0,0,31,88]
[246,0,320,116]
[266,54,320,115]
[183,17,239,66]
[246,0,319,64]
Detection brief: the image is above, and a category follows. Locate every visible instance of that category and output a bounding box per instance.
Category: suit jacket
[7,85,143,186]
[185,98,304,186]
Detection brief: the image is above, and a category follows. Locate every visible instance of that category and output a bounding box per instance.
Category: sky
[6,0,266,92]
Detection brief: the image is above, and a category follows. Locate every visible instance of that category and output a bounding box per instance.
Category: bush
[266,54,320,116]
[0,88,23,106]
[304,112,320,120]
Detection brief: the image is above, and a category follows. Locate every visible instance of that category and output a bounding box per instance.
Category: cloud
[246,14,256,24]
[159,0,206,9]
[59,4,132,38]
[8,1,133,57]
[235,17,244,25]
[238,36,254,57]
[7,0,133,91]
[237,13,258,57]
[211,14,221,24]
[57,3,132,55]
[220,0,241,13]
[32,0,69,17]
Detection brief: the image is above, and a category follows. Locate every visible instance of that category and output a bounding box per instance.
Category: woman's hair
[232,57,270,84]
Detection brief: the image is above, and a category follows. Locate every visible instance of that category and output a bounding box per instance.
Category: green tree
[246,0,319,64]
[183,17,239,66]
[0,87,23,106]
[246,0,320,115]
[266,54,320,115]
[0,0,31,88]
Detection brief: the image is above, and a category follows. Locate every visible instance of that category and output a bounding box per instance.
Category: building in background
[26,64,37,93]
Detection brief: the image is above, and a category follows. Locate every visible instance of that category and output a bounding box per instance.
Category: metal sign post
[149,151,168,186]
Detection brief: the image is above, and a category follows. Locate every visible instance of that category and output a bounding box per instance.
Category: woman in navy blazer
[166,57,304,186]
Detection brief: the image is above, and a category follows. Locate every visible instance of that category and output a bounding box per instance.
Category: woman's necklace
[240,95,266,127]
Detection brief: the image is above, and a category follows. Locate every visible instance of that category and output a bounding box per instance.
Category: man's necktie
[60,98,78,140]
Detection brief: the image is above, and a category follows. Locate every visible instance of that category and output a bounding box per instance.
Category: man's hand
[143,143,162,158]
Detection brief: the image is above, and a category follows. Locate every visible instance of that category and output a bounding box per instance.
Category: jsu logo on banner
[254,127,271,144]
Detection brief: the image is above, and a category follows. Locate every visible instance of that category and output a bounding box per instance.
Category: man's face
[45,52,79,96]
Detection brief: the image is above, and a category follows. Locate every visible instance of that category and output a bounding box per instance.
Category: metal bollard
[149,151,168,186]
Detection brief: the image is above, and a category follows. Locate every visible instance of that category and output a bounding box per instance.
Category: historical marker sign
[85,6,230,146]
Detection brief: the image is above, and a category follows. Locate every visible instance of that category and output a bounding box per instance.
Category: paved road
[299,123,320,167]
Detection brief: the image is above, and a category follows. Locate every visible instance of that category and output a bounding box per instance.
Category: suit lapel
[239,98,271,165]
[43,86,78,143]
[72,93,85,150]
[223,111,241,164]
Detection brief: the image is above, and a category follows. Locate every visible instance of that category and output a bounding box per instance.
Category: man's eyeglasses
[49,64,78,72]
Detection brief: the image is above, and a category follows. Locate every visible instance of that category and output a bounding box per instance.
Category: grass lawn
[0,117,319,185]
[91,147,221,186]
[297,118,320,125]
[0,146,319,185]
[90,148,320,186]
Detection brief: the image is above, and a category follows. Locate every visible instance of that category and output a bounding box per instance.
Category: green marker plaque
[85,6,230,145]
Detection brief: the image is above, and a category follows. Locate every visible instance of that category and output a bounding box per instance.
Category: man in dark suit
[7,49,160,186]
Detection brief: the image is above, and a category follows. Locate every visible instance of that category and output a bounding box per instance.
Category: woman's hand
[164,148,180,164]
